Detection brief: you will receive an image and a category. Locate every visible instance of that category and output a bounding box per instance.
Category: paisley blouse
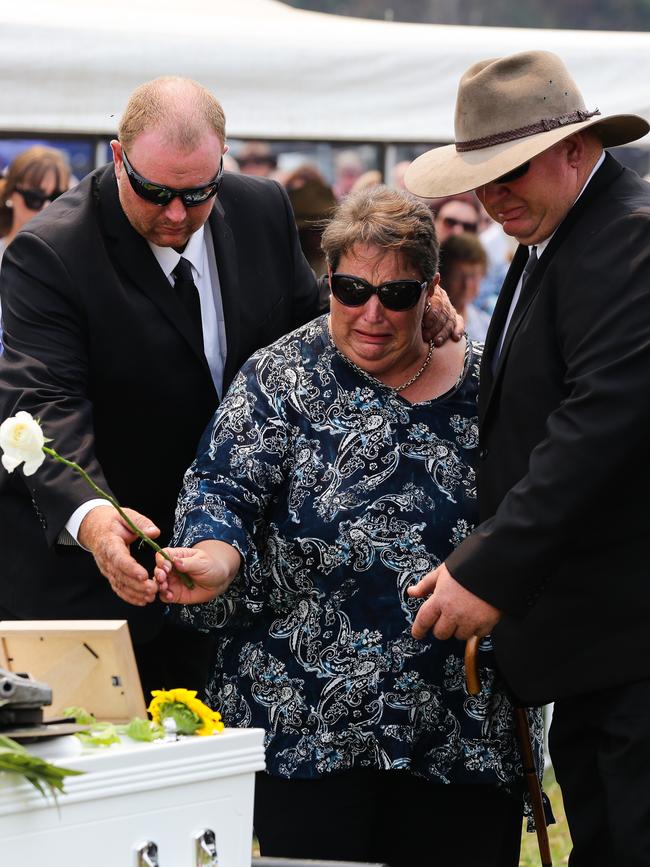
[173,315,540,786]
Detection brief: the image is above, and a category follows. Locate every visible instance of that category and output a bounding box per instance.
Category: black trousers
[254,768,523,867]
[550,677,650,867]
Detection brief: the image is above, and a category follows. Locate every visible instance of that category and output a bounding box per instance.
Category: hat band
[455,108,601,152]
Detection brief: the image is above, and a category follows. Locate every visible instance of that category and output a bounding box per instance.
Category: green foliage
[62,706,97,726]
[122,717,164,742]
[62,707,163,746]
[157,701,202,736]
[75,725,121,748]
[520,769,571,865]
[0,734,83,799]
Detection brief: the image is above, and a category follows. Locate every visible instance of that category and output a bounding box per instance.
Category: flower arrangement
[64,691,224,745]
[0,411,192,587]
[148,689,225,736]
[1,692,225,798]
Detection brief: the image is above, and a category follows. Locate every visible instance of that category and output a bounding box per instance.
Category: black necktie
[172,257,203,344]
[516,245,538,312]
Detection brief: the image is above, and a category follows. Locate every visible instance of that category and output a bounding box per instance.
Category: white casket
[0,728,265,866]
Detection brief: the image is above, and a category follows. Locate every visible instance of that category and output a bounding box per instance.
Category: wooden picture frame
[0,620,146,723]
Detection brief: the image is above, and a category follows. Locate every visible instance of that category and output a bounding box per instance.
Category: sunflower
[148,688,225,736]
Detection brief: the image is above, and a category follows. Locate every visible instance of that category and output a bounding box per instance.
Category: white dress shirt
[65,223,227,544]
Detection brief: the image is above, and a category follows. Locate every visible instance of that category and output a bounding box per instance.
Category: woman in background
[0,145,71,352]
[0,145,71,262]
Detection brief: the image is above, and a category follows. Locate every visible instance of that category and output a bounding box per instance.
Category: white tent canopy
[1,0,649,145]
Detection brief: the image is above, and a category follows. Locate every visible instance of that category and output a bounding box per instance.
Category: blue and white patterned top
[173,315,534,787]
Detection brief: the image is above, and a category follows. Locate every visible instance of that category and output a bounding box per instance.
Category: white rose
[0,411,46,476]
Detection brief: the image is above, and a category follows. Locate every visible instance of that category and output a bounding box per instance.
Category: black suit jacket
[446,155,650,705]
[0,165,318,641]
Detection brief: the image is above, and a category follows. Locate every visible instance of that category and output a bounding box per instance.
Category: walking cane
[464,636,552,867]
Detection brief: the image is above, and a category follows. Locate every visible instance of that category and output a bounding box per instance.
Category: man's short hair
[118,76,226,152]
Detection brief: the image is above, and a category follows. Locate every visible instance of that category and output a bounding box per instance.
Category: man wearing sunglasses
[433,196,480,243]
[405,51,650,865]
[0,76,325,696]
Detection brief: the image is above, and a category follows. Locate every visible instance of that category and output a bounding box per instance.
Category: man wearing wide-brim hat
[406,50,650,865]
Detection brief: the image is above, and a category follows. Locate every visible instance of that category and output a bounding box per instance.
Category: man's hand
[408,562,501,640]
[78,505,160,606]
[422,286,465,346]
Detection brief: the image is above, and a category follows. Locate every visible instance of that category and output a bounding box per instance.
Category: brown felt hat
[288,179,336,229]
[406,50,649,198]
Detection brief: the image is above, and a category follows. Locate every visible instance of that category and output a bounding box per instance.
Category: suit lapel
[479,244,528,418]
[480,153,625,425]
[95,166,212,374]
[210,196,242,388]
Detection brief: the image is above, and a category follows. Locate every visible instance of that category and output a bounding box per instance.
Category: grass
[519,769,572,865]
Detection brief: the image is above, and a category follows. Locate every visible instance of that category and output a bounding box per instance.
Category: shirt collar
[148,223,206,280]
[535,150,605,258]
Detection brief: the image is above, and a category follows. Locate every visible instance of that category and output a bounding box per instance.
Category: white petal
[22,453,46,476]
[1,453,21,473]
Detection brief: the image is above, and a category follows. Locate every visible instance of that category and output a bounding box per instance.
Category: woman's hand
[154,540,241,605]
[423,285,465,346]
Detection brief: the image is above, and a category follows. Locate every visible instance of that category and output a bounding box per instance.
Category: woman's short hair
[321,185,439,280]
[0,145,71,236]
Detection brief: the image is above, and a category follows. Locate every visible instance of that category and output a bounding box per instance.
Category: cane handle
[464,634,481,695]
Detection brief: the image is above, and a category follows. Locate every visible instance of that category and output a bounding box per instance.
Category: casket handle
[135,840,159,867]
[195,828,218,866]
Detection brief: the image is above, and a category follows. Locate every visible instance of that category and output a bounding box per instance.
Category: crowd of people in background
[0,134,523,350]
[204,138,514,323]
[241,140,512,321]
[0,137,514,337]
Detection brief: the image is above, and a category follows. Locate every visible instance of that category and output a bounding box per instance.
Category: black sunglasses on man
[121,149,224,207]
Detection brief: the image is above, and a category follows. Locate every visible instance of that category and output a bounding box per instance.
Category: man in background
[433,195,480,243]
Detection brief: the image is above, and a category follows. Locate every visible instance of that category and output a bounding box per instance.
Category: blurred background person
[350,168,382,193]
[0,145,71,264]
[439,233,490,341]
[0,145,71,352]
[286,165,337,290]
[332,149,364,199]
[428,193,512,316]
[284,162,328,190]
[391,159,411,190]
[223,153,240,173]
[477,201,517,317]
[431,195,481,243]
[236,141,277,177]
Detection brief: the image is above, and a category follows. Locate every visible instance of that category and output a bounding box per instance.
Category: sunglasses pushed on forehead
[121,149,224,207]
[330,273,428,311]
